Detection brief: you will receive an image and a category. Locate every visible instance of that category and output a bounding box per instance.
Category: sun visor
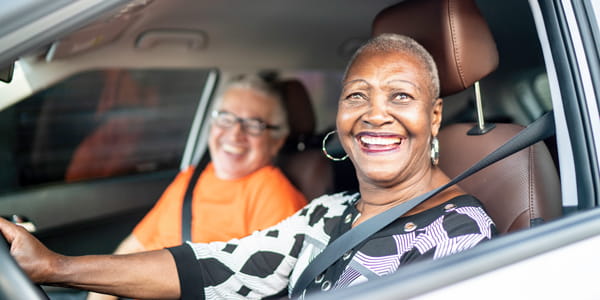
[46,16,135,61]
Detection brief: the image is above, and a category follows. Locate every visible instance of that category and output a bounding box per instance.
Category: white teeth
[223,144,245,154]
[360,136,401,145]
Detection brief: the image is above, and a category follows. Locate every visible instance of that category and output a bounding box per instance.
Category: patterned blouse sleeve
[167,201,320,299]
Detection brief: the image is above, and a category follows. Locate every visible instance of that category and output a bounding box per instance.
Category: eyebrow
[218,109,269,122]
[387,79,417,87]
[342,79,368,88]
[342,78,421,92]
[386,79,421,92]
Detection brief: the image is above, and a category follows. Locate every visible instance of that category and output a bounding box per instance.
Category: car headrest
[280,79,316,150]
[372,0,499,97]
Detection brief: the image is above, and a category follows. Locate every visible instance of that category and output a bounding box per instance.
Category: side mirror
[0,63,15,83]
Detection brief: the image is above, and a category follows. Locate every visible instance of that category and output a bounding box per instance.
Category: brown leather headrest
[372,0,499,97]
[280,79,316,141]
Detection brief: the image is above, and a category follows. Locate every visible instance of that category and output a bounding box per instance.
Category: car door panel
[0,170,177,255]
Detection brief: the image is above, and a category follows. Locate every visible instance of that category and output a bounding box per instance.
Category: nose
[228,121,246,139]
[362,98,393,127]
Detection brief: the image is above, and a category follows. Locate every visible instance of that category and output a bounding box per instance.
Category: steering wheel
[0,232,49,300]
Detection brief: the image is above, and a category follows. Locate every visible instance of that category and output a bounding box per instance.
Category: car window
[283,70,343,132]
[0,68,210,194]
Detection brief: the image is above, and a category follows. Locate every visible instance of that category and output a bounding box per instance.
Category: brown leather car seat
[372,0,561,233]
[276,79,334,201]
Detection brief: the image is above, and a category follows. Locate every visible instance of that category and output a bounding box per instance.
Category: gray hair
[214,74,290,138]
[343,33,440,99]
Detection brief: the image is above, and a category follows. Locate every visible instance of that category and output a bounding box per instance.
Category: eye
[391,92,414,103]
[213,111,239,128]
[244,119,265,132]
[344,92,367,101]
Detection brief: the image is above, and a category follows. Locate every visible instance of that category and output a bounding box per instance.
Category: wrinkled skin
[337,49,464,224]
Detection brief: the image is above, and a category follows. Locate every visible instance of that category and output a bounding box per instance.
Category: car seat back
[372,0,562,233]
[438,123,561,233]
[276,79,334,201]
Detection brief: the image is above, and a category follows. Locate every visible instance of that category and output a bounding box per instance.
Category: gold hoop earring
[322,130,348,161]
[430,136,440,166]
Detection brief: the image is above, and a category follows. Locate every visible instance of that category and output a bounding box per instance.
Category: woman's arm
[87,234,147,300]
[57,250,179,299]
[0,218,180,299]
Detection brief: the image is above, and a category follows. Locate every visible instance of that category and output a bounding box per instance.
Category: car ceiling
[26,0,402,71]
[2,0,542,112]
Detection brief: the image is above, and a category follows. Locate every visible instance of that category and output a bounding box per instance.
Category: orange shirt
[133,163,307,250]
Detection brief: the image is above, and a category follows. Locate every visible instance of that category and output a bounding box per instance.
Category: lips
[222,143,245,155]
[356,132,404,153]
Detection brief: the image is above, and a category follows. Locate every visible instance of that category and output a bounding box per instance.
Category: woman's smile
[336,47,443,186]
[221,142,246,156]
[356,132,405,154]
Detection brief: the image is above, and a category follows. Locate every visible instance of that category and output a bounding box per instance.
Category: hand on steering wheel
[0,218,50,300]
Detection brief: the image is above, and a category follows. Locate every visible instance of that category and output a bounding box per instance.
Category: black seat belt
[291,111,555,298]
[181,165,203,243]
[181,152,211,243]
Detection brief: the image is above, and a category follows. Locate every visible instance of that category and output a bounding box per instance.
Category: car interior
[370,0,562,233]
[0,0,575,298]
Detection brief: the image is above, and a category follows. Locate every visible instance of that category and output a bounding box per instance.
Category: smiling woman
[208,76,289,180]
[2,0,600,298]
[337,35,442,195]
[0,33,496,300]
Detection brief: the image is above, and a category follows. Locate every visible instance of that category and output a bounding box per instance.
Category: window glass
[0,69,209,194]
[533,72,552,111]
[282,70,345,157]
[283,70,343,132]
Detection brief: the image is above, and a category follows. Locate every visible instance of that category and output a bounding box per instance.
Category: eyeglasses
[211,110,281,136]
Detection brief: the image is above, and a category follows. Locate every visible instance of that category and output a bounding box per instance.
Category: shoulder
[294,192,358,219]
[250,165,290,182]
[177,165,204,181]
[245,165,301,195]
[424,195,493,221]
[308,191,356,206]
[443,195,493,221]
[393,194,496,238]
[158,166,203,194]
[438,194,497,237]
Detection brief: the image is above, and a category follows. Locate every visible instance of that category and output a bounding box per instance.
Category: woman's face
[336,50,442,187]
[209,87,285,180]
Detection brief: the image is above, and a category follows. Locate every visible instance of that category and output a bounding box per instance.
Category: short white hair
[214,74,289,138]
[344,33,440,99]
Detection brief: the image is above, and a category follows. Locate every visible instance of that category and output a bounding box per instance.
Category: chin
[358,168,402,185]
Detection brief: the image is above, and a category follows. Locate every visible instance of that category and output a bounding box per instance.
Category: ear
[431,98,443,137]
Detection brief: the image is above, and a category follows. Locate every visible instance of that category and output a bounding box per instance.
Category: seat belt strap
[291,111,555,297]
[181,152,211,243]
[181,165,203,243]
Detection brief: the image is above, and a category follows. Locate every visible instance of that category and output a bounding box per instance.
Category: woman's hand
[1,217,180,298]
[0,217,62,283]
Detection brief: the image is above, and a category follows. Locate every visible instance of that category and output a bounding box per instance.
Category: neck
[354,168,464,227]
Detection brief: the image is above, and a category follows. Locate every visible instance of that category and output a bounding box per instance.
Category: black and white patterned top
[168,192,496,299]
